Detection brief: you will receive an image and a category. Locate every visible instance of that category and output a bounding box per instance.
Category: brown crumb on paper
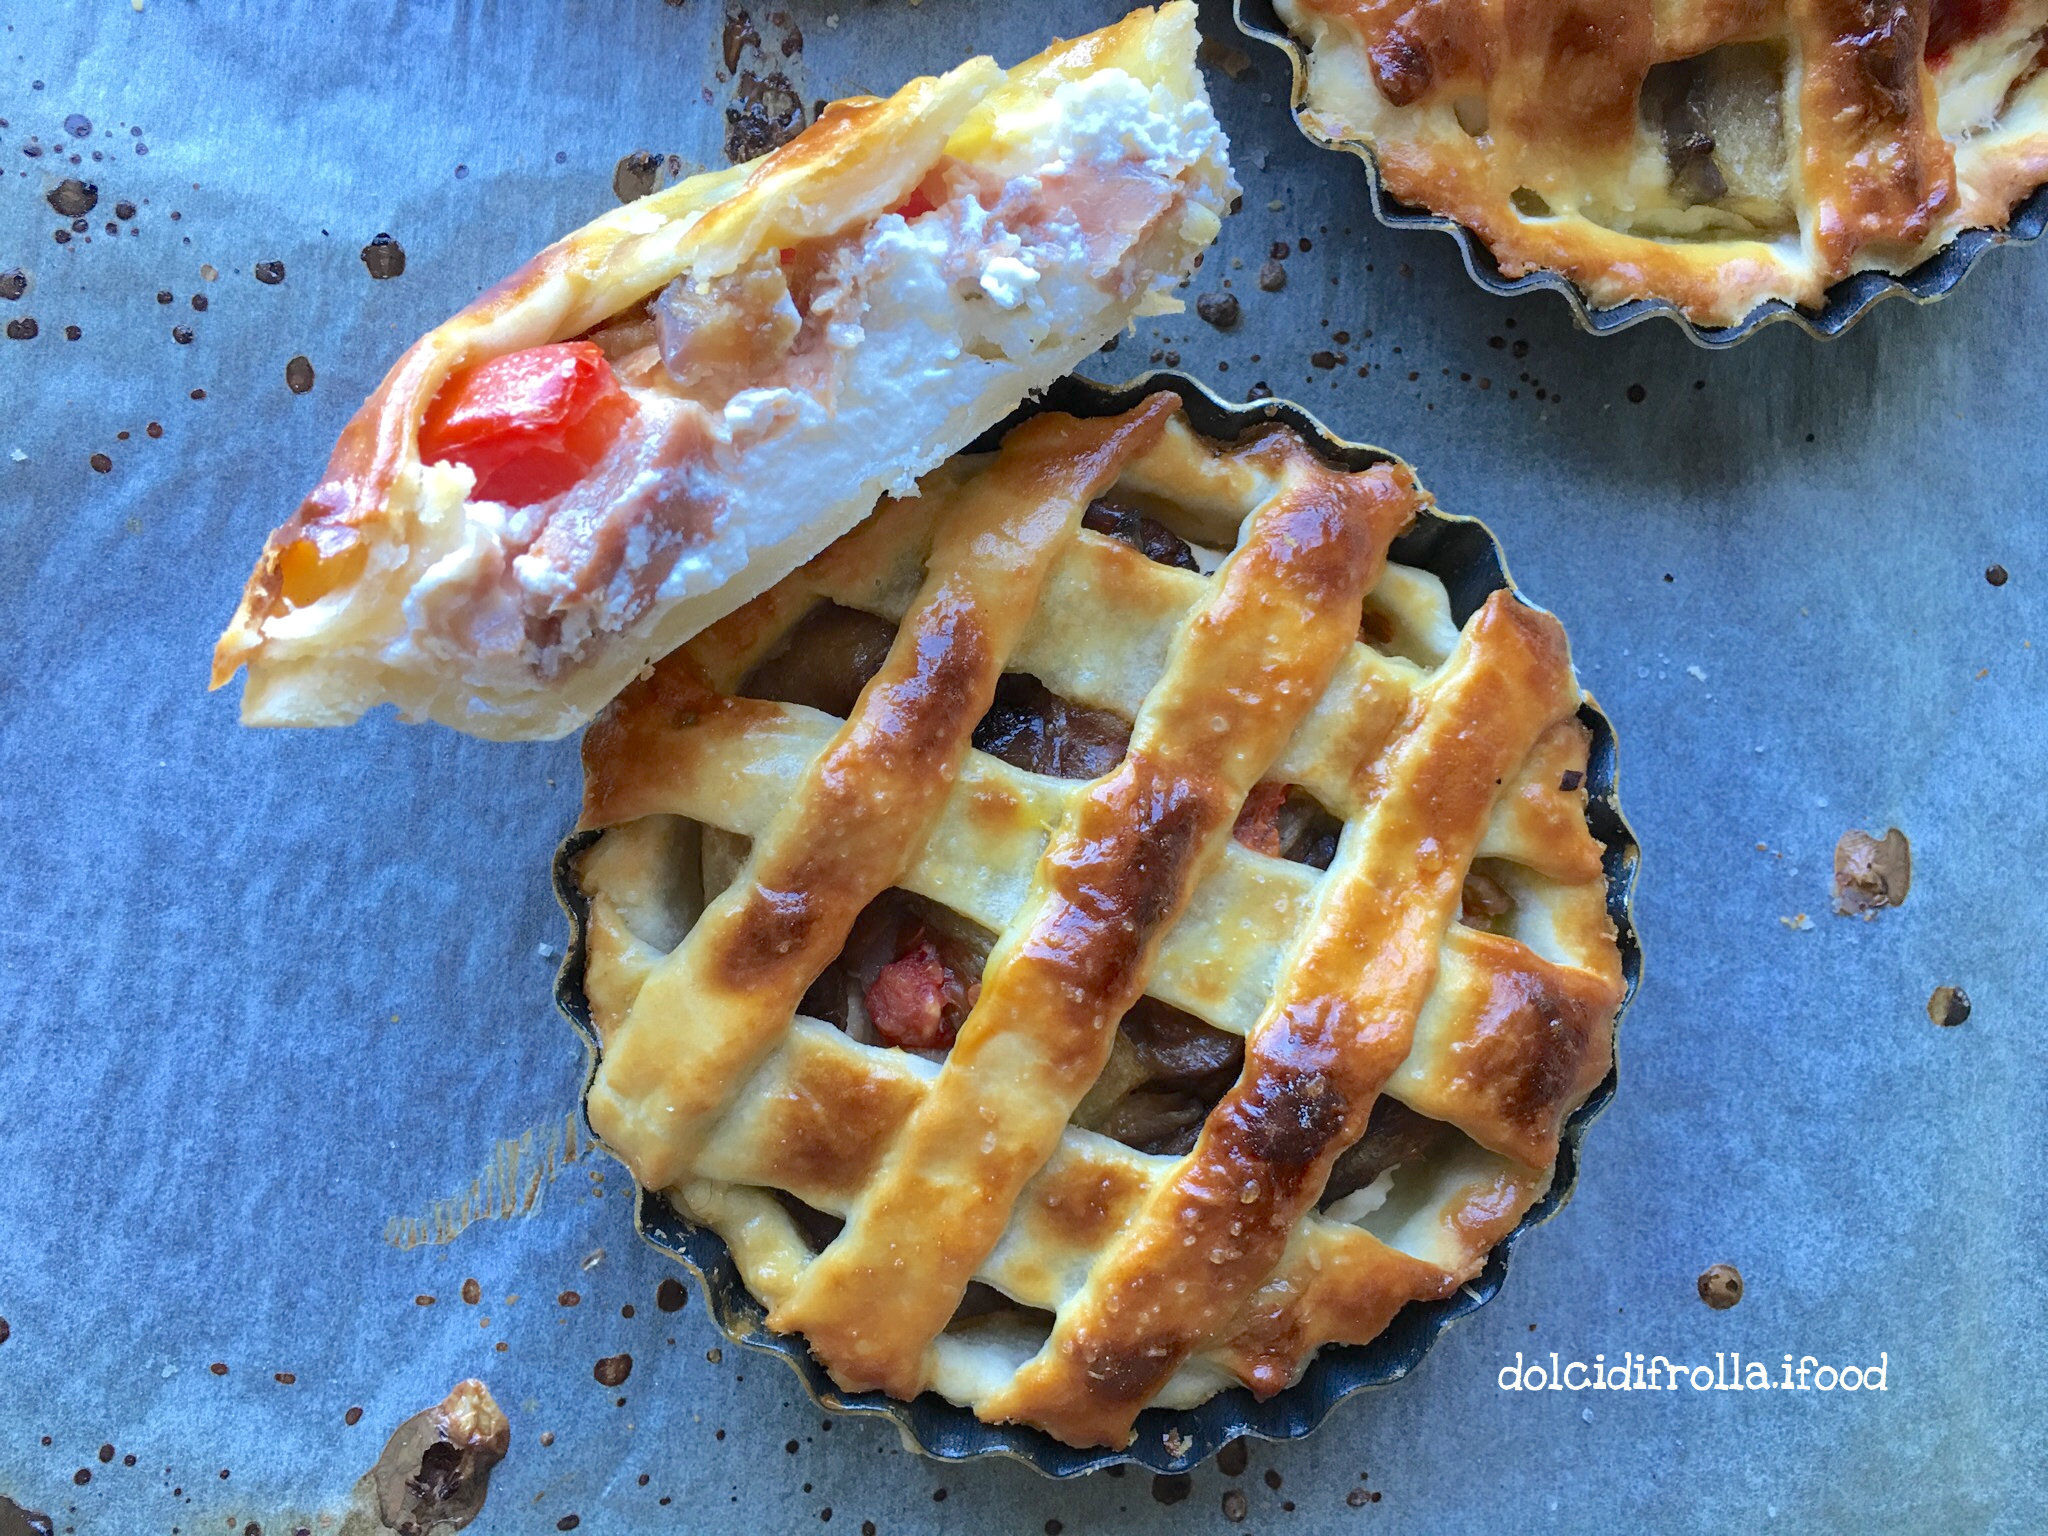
[1927,986,1971,1028]
[357,1378,509,1536]
[1697,1264,1743,1309]
[1833,828,1911,917]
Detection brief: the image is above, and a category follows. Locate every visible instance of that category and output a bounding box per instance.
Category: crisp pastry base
[1269,0,2048,325]
[569,394,1626,1448]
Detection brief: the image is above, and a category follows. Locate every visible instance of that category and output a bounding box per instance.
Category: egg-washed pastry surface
[1270,0,2048,324]
[568,392,1625,1449]
[212,3,1233,740]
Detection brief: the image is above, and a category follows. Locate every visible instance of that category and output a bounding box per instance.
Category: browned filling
[1318,1095,1454,1210]
[1458,859,1520,935]
[740,601,898,718]
[1072,997,1245,1156]
[1231,782,1343,869]
[1081,494,1200,570]
[973,674,1133,779]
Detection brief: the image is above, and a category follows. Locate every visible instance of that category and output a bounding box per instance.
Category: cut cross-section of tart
[211,2,1236,740]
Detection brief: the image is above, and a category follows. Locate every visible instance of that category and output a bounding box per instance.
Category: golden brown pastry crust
[571,396,1625,1447]
[1272,0,2048,323]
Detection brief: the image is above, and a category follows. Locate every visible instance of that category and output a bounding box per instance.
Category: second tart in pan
[1240,0,2048,342]
[553,373,1639,1469]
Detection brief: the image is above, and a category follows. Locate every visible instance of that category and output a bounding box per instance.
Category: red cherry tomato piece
[419,341,635,507]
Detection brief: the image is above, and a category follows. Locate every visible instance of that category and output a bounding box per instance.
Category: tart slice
[211,2,1235,740]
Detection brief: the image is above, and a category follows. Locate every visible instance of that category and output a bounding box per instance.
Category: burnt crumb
[285,355,315,394]
[1195,291,1240,329]
[360,233,407,280]
[361,1379,509,1536]
[171,324,194,344]
[0,270,26,301]
[1265,1469,1283,1490]
[274,1372,296,1384]
[190,293,208,312]
[592,1353,633,1388]
[72,1470,90,1487]
[556,1518,580,1532]
[1246,381,1272,400]
[1216,1437,1249,1477]
[655,1277,688,1313]
[71,217,89,234]
[64,113,92,138]
[1626,383,1646,404]
[46,178,97,217]
[1222,1489,1249,1522]
[5,318,37,341]
[1697,1263,1743,1309]
[613,151,662,203]
[725,72,806,163]
[461,1278,482,1306]
[0,1319,8,1345]
[1927,985,1971,1028]
[346,1406,364,1425]
[1257,259,1287,292]
[157,289,173,304]
[209,1361,229,1375]
[558,1290,581,1307]
[254,260,286,285]
[723,6,760,71]
[1985,564,2009,587]
[1098,332,1120,353]
[1559,769,1584,792]
[114,199,136,220]
[1310,350,1343,369]
[1151,1474,1191,1505]
[1833,828,1910,918]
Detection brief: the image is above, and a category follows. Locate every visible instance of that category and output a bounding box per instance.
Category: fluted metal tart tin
[1235,0,2048,349]
[551,371,1643,1478]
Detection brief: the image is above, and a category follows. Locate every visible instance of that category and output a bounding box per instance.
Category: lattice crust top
[1275,0,2048,323]
[572,395,1625,1448]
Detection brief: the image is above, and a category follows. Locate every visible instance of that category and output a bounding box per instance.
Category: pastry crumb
[1833,828,1910,917]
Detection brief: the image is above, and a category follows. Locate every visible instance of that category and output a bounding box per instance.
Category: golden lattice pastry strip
[1276,0,2048,323]
[573,401,1624,1447]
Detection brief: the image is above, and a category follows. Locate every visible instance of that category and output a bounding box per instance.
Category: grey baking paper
[0,1,2042,1532]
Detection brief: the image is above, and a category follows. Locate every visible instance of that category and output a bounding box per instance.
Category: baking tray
[548,370,1643,1478]
[1235,0,2048,349]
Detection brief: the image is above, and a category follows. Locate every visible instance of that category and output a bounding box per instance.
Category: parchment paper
[0,1,2041,1532]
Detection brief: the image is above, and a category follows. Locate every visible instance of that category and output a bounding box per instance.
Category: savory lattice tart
[1262,0,2048,325]
[211,3,1233,739]
[567,388,1627,1449]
